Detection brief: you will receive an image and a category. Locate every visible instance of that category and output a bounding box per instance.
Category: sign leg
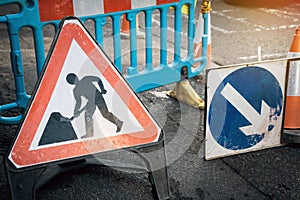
[134,138,170,200]
[5,158,45,200]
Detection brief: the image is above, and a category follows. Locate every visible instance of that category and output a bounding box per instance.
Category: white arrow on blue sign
[220,83,272,136]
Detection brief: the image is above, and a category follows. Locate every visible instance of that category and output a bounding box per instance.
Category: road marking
[149,90,168,98]
[212,9,299,34]
[259,8,300,18]
[238,53,285,61]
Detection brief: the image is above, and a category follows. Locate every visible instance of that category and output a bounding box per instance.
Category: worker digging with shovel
[66,73,123,139]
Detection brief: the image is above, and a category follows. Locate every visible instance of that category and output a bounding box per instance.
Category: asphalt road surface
[1,0,300,200]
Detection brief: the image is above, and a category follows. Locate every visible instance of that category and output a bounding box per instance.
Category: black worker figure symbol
[66,73,124,139]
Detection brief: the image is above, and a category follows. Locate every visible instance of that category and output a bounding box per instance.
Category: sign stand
[5,16,169,199]
[134,138,170,200]
[5,162,45,200]
[5,138,169,200]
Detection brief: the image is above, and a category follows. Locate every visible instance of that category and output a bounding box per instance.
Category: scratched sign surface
[205,59,287,160]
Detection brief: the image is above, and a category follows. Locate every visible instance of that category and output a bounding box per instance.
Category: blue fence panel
[0,0,209,124]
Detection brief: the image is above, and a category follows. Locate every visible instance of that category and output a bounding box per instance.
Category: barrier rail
[0,0,209,124]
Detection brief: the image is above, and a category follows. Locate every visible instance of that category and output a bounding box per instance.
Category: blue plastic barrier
[0,0,209,124]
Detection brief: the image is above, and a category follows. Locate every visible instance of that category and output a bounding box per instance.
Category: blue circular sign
[208,66,283,150]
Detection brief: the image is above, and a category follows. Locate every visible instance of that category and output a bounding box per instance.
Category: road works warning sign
[205,59,287,160]
[8,17,161,168]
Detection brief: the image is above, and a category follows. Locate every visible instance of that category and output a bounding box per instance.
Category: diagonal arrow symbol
[220,83,271,136]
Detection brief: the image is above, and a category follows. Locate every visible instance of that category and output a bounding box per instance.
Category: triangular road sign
[8,17,161,169]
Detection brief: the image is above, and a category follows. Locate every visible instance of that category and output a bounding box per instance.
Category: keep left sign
[205,59,287,160]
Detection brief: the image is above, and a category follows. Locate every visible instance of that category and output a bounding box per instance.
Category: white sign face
[29,39,144,150]
[205,59,287,160]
